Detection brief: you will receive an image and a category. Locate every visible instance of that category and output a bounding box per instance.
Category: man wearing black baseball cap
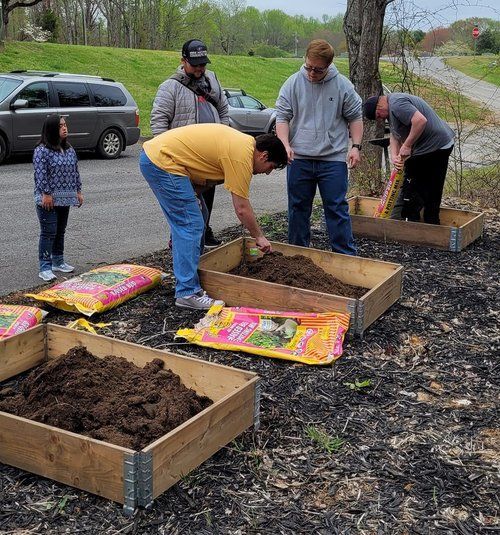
[363,92,454,224]
[151,39,228,248]
[182,39,211,65]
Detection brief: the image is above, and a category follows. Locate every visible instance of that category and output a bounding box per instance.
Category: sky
[246,1,499,30]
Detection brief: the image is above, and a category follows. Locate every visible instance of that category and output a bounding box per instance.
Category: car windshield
[0,76,22,103]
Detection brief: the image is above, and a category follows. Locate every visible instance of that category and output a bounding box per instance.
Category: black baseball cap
[363,96,379,120]
[181,39,211,65]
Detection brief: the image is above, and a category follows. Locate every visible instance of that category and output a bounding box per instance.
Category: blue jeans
[287,159,356,255]
[139,150,208,298]
[36,205,70,271]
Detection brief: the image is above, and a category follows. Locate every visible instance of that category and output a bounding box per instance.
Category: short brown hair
[306,39,334,64]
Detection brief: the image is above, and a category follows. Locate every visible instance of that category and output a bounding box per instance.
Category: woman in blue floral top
[34,114,84,281]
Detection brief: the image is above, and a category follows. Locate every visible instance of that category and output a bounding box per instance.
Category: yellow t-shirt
[143,124,256,199]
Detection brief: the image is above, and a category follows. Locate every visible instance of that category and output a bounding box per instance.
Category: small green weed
[305,426,344,454]
[344,378,372,390]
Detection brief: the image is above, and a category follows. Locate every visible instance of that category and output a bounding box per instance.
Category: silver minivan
[0,70,140,163]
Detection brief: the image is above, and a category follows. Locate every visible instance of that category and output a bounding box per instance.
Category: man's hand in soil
[255,236,272,253]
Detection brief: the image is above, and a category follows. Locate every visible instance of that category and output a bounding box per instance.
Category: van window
[17,82,50,108]
[54,82,91,107]
[90,84,127,107]
[0,77,22,103]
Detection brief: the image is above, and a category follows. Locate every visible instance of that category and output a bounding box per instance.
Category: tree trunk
[344,0,394,194]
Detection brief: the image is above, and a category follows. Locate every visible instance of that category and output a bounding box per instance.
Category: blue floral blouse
[33,144,82,206]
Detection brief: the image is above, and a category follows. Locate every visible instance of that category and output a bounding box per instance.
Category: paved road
[405,56,500,115]
[0,143,288,296]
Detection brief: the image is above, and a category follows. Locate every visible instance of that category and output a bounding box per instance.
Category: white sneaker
[52,262,75,273]
[39,270,57,282]
[175,290,223,310]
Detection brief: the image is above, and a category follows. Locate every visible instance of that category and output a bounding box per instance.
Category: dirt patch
[0,346,212,450]
[230,251,365,298]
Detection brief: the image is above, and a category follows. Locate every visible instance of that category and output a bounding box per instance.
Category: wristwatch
[352,143,362,151]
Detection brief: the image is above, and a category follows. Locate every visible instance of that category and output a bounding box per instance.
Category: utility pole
[294,31,298,57]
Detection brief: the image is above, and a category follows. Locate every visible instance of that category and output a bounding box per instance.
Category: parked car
[224,88,276,135]
[0,70,140,164]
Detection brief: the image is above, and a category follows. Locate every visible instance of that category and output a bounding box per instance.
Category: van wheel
[269,121,276,135]
[97,128,123,159]
[0,135,7,164]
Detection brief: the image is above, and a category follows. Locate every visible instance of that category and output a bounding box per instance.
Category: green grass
[305,426,344,454]
[444,56,500,87]
[0,42,491,135]
[0,41,302,136]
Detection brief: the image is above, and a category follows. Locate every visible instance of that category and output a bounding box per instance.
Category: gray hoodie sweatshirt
[275,64,362,161]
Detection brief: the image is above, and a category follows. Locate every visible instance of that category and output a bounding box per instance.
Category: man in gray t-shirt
[363,93,454,224]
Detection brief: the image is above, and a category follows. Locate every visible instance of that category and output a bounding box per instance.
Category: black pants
[201,185,215,231]
[400,146,453,225]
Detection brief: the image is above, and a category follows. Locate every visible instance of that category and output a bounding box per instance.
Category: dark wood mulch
[0,199,499,534]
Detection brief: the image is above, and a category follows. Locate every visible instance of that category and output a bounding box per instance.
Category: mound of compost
[0,346,212,450]
[230,251,365,298]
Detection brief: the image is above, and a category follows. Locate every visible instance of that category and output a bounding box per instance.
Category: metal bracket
[253,380,261,432]
[123,452,139,516]
[123,450,154,514]
[346,301,357,337]
[138,451,153,508]
[449,227,462,252]
[356,300,366,339]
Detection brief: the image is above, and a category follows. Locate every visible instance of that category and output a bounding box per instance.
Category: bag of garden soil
[26,264,165,316]
[0,304,47,340]
[373,168,404,218]
[177,304,350,365]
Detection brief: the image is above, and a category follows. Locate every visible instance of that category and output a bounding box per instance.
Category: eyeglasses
[303,64,328,74]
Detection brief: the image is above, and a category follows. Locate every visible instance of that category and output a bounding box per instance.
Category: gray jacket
[150,67,229,135]
[276,64,362,161]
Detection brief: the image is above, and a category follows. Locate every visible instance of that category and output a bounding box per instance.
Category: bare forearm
[390,134,401,160]
[404,112,427,149]
[349,119,363,144]
[276,122,290,148]
[232,194,264,238]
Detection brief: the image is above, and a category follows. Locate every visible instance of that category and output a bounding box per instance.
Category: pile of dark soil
[0,346,212,450]
[230,251,366,298]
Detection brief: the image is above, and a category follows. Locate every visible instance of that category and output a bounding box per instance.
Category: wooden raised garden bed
[198,238,403,337]
[348,196,485,251]
[0,324,260,514]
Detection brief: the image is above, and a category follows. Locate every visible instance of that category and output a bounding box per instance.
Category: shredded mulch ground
[0,347,212,451]
[0,198,498,534]
[230,251,366,298]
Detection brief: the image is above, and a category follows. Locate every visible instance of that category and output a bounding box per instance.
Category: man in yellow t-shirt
[140,123,288,310]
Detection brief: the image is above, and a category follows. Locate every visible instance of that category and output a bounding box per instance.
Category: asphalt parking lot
[0,143,288,296]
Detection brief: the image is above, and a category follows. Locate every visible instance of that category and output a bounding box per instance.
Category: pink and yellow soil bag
[373,169,404,218]
[0,304,46,340]
[26,264,164,316]
[177,305,350,365]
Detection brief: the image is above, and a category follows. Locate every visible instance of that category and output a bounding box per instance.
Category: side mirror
[11,99,29,110]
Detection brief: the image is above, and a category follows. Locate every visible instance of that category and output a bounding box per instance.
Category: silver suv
[0,70,140,164]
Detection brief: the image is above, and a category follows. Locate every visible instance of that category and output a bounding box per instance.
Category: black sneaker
[204,228,222,249]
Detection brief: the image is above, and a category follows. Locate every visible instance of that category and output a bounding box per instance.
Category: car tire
[269,121,276,136]
[0,135,7,165]
[97,128,123,159]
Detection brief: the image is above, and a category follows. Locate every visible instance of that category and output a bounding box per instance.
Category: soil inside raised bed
[230,251,365,298]
[0,346,212,450]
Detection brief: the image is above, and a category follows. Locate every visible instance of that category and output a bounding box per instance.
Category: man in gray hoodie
[276,39,363,255]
